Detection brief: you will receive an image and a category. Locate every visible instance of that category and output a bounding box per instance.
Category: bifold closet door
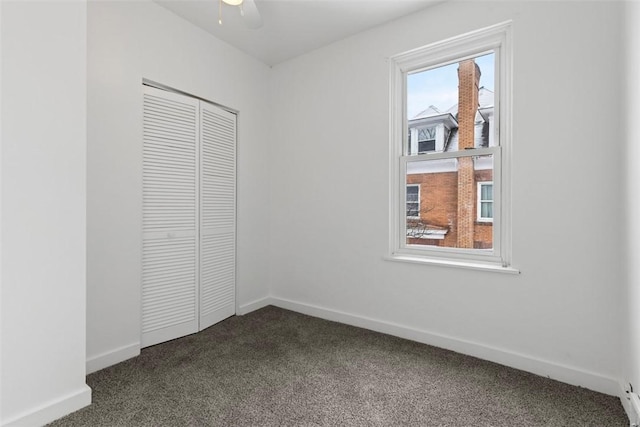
[142,86,236,348]
[142,86,199,348]
[199,102,236,330]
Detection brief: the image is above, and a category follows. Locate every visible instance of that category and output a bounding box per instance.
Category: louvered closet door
[199,101,236,330]
[142,86,199,347]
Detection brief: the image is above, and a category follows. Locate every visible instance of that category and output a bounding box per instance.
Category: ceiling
[154,0,441,66]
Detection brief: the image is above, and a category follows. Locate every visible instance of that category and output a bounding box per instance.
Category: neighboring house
[406,60,494,249]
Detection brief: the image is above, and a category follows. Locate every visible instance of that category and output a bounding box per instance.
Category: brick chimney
[456,59,481,248]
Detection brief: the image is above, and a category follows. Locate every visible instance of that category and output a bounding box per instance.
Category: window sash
[399,147,501,263]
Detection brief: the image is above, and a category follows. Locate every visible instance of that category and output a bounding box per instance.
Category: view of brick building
[406,58,494,249]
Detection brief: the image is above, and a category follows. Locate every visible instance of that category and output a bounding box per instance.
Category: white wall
[625,0,640,421]
[269,1,625,396]
[0,0,630,424]
[86,1,271,372]
[0,1,91,425]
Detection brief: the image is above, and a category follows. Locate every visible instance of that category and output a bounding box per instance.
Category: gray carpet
[51,306,627,426]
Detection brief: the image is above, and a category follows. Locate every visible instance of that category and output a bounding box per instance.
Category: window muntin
[389,22,512,269]
[418,128,435,141]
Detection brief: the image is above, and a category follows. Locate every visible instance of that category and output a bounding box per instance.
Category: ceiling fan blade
[241,0,263,29]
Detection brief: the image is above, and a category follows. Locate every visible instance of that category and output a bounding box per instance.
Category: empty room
[2,0,640,426]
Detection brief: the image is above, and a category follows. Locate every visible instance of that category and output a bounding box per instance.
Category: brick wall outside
[407,171,458,247]
[474,224,493,249]
[457,60,481,151]
[456,60,481,248]
[457,157,475,248]
[406,166,493,249]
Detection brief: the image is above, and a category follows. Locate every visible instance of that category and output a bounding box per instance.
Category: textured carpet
[51,306,627,426]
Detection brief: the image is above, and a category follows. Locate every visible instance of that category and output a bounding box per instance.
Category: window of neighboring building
[406,185,420,218]
[477,182,493,222]
[418,127,436,153]
[388,22,515,272]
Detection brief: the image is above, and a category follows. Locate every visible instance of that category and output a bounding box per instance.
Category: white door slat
[144,107,197,122]
[143,125,196,141]
[143,134,196,147]
[142,279,196,292]
[144,116,196,132]
[144,109,195,124]
[143,243,195,253]
[143,99,196,116]
[144,146,195,159]
[143,307,195,328]
[143,280,197,296]
[142,293,196,311]
[144,94,197,114]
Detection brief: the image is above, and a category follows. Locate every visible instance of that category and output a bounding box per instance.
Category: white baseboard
[1,385,91,427]
[237,296,273,315]
[86,342,140,374]
[85,297,273,375]
[270,296,620,397]
[620,383,640,427]
[631,392,640,426]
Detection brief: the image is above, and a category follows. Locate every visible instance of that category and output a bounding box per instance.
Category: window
[418,127,436,153]
[477,182,493,222]
[388,22,514,271]
[406,185,420,218]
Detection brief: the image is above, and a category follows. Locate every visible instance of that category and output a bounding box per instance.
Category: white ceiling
[154,0,441,66]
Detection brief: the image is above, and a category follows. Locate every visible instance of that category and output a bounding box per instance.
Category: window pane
[407,202,419,217]
[406,155,493,249]
[418,140,435,152]
[406,186,418,201]
[418,127,436,141]
[407,52,495,154]
[481,202,493,218]
[481,184,492,200]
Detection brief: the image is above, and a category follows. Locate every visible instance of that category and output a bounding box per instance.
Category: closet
[141,85,236,348]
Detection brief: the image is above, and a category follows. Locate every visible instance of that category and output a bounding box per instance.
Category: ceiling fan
[218,0,263,29]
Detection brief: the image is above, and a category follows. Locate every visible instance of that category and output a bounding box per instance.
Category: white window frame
[477,181,494,222]
[388,22,517,273]
[406,184,420,219]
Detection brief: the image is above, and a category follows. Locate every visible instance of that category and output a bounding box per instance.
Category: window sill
[384,254,520,274]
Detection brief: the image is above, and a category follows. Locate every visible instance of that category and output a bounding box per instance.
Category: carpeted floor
[50,306,627,426]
